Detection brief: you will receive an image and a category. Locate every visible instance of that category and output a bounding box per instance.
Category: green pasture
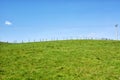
[0,40,120,80]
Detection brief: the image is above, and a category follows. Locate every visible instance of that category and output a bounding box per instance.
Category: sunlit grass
[0,40,120,80]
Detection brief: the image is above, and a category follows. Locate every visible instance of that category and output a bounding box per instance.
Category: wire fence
[0,37,113,43]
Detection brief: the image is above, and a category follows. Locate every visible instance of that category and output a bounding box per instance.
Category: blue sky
[0,0,120,42]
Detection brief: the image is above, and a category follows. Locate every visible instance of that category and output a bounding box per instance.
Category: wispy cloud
[5,21,12,26]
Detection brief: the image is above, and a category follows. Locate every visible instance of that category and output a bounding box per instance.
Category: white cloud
[5,21,12,26]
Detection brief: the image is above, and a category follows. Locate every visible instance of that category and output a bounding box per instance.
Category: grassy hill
[0,40,120,80]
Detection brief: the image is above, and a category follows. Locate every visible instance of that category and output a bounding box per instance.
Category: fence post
[22,40,23,43]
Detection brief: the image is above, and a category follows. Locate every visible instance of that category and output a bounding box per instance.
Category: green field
[0,40,120,80]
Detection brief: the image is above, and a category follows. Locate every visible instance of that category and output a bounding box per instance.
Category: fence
[0,37,113,43]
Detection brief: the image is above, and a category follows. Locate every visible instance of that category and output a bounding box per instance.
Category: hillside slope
[0,40,120,80]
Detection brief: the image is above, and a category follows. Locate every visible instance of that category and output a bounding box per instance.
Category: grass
[0,40,120,80]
